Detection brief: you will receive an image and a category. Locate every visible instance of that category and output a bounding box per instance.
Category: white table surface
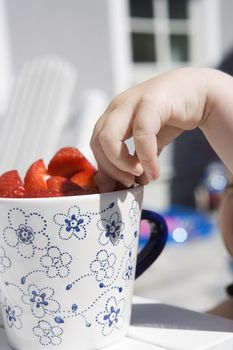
[0,297,233,350]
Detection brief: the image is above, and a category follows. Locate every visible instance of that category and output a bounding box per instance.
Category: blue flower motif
[33,320,63,346]
[129,200,140,226]
[65,215,84,232]
[122,259,134,286]
[31,291,48,308]
[0,246,11,273]
[90,250,116,282]
[22,284,60,318]
[3,208,48,259]
[16,224,34,244]
[98,213,124,246]
[2,298,22,329]
[54,206,90,240]
[41,246,72,278]
[96,297,125,336]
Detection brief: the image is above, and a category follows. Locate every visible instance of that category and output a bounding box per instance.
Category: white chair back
[0,56,77,175]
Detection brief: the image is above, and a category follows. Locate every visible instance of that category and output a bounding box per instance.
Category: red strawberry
[47,176,68,194]
[24,159,48,192]
[48,147,96,178]
[70,168,97,190]
[47,176,82,195]
[25,190,62,198]
[0,170,26,198]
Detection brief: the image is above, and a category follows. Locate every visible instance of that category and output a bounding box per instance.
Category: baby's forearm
[200,69,233,173]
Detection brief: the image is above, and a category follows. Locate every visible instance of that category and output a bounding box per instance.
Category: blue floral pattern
[0,197,142,346]
[0,246,11,273]
[54,206,90,241]
[33,320,63,346]
[41,246,72,278]
[129,200,140,226]
[2,298,22,329]
[90,250,116,282]
[16,224,34,244]
[122,259,134,286]
[96,297,125,336]
[3,208,48,259]
[98,213,124,246]
[22,284,60,318]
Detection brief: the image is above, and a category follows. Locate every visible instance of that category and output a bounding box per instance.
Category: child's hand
[91,67,233,192]
[91,67,209,191]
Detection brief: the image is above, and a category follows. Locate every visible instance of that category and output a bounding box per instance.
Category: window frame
[129,0,207,82]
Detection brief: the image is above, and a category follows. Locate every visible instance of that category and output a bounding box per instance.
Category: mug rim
[0,184,143,203]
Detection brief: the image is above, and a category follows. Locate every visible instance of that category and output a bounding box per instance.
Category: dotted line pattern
[5,281,24,294]
[66,273,93,290]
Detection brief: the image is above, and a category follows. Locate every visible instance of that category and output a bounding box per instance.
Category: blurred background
[1,0,233,313]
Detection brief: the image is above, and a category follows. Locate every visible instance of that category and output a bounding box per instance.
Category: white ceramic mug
[0,185,167,349]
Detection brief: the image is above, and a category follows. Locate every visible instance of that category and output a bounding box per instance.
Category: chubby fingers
[91,94,169,187]
[94,168,116,193]
[133,96,163,180]
[90,113,136,191]
[96,102,144,176]
[91,101,144,189]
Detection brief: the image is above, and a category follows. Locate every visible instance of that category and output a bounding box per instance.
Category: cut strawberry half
[0,170,26,198]
[24,159,48,192]
[47,176,82,195]
[48,147,96,178]
[47,176,68,194]
[70,168,97,190]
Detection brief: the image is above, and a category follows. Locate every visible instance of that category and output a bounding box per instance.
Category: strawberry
[0,170,26,198]
[48,147,96,178]
[25,190,62,198]
[47,176,82,195]
[24,159,48,192]
[46,176,68,194]
[70,168,97,190]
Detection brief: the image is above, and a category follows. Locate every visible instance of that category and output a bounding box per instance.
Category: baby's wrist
[198,68,218,129]
[199,68,233,173]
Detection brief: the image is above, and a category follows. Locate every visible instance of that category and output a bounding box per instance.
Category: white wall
[6,0,131,99]
[0,0,12,117]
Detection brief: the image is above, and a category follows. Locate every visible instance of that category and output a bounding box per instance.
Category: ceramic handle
[135,209,168,279]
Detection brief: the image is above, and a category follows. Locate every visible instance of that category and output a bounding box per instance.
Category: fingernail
[134,163,144,176]
[122,180,134,188]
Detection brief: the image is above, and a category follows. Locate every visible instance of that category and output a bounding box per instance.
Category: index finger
[97,102,144,176]
[133,96,162,180]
